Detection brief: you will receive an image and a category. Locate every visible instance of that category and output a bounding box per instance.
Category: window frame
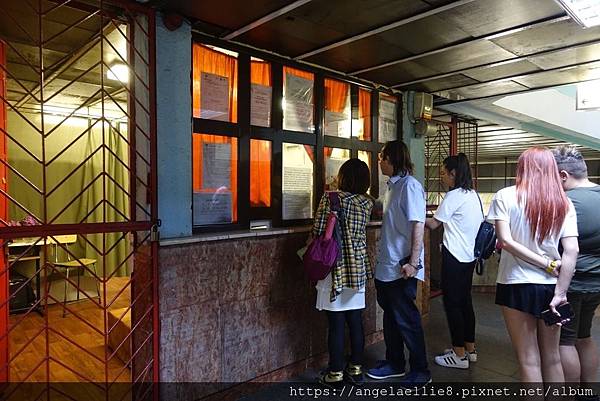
[191,33,401,233]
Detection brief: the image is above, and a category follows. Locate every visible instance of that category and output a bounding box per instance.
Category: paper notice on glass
[285,73,313,103]
[193,192,232,225]
[283,100,314,132]
[283,166,313,220]
[379,118,397,142]
[324,110,350,137]
[379,99,396,120]
[200,72,229,121]
[251,84,272,127]
[202,143,231,189]
[325,155,348,190]
[378,166,388,200]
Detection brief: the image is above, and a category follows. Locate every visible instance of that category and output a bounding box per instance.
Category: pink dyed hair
[516,147,569,243]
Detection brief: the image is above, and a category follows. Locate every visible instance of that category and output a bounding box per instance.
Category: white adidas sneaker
[435,349,469,369]
[441,348,477,362]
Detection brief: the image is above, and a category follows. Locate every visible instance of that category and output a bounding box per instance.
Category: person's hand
[401,263,418,279]
[549,293,570,326]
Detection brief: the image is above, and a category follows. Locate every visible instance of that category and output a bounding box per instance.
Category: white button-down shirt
[375,174,426,282]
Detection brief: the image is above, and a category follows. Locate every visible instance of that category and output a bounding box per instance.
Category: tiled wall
[158,226,430,396]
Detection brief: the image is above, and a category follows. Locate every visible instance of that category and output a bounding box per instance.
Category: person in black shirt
[553,146,600,392]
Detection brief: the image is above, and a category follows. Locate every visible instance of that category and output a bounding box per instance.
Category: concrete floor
[239,292,600,400]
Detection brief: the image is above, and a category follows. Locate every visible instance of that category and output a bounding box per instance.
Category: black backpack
[473,195,497,275]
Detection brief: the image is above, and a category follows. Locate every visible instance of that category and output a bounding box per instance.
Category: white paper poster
[379,99,396,120]
[325,155,348,190]
[251,84,272,127]
[200,72,229,121]
[193,192,232,225]
[379,98,397,142]
[324,110,350,137]
[283,73,314,132]
[202,143,231,189]
[283,165,313,220]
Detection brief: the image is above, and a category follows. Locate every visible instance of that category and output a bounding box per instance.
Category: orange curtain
[324,79,349,113]
[192,44,238,122]
[192,134,238,222]
[358,88,372,141]
[249,62,272,207]
[283,66,314,82]
[250,61,271,86]
[250,140,271,207]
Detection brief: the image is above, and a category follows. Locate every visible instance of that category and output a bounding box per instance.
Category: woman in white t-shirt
[426,153,483,369]
[488,146,579,384]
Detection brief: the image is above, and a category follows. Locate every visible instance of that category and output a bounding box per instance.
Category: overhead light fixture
[106,63,129,83]
[555,0,600,28]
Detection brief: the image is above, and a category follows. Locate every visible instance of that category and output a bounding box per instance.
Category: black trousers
[375,278,429,373]
[441,245,476,347]
[326,309,364,372]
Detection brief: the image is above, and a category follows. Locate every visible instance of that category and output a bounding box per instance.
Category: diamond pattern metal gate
[0,1,157,400]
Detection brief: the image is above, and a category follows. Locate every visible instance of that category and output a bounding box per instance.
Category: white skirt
[315,272,365,312]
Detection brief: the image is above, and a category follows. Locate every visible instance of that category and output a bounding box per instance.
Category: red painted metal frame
[0,0,158,398]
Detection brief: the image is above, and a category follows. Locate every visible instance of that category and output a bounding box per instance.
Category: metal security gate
[0,1,157,400]
[425,116,478,204]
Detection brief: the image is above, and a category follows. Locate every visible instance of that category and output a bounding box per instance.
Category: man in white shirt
[366,140,431,387]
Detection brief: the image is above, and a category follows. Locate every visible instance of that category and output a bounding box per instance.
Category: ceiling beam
[222,0,313,40]
[14,22,115,108]
[392,35,600,89]
[294,0,477,60]
[352,14,567,76]
[433,56,600,101]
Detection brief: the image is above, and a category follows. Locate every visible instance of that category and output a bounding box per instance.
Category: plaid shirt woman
[313,191,373,301]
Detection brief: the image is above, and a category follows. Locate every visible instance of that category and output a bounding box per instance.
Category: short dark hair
[443,153,473,191]
[338,158,370,194]
[380,140,413,176]
[552,145,588,179]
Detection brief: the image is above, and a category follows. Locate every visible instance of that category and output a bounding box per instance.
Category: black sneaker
[344,363,364,386]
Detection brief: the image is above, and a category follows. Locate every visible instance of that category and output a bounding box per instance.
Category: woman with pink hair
[488,146,579,383]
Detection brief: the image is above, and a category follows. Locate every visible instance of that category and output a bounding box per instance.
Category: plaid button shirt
[312,191,374,301]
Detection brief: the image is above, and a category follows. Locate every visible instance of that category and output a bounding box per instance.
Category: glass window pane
[192,133,238,225]
[282,143,314,219]
[324,79,350,138]
[378,93,398,143]
[250,139,271,207]
[251,59,272,127]
[378,163,388,200]
[283,67,314,133]
[193,44,238,122]
[358,150,372,195]
[354,89,372,141]
[324,147,351,191]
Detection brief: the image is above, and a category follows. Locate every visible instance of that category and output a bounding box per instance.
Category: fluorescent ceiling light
[107,63,129,83]
[555,0,600,28]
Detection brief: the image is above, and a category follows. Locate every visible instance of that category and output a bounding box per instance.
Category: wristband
[408,262,423,270]
[545,259,558,274]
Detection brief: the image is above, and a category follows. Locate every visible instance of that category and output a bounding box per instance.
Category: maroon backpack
[303,192,341,281]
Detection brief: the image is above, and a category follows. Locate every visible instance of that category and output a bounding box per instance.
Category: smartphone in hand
[541,303,574,326]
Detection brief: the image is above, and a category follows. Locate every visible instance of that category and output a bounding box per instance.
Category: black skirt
[495,283,555,318]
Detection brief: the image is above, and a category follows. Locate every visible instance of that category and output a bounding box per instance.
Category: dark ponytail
[443,153,473,191]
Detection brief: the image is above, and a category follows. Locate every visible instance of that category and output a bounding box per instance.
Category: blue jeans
[375,278,429,373]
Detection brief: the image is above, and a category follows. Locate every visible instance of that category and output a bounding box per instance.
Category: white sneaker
[441,348,477,363]
[435,350,469,369]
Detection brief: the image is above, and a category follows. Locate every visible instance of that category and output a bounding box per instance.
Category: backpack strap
[476,193,485,219]
[329,191,341,212]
